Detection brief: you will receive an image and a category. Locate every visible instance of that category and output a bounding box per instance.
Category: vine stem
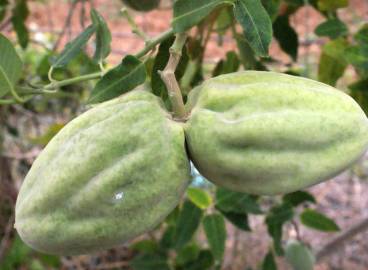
[159,33,187,119]
[315,216,368,262]
[43,28,175,91]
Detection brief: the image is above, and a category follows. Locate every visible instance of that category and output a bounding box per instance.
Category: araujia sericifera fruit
[15,71,368,255]
[15,90,190,255]
[185,71,368,195]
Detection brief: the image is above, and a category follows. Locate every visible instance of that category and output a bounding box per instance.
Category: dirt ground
[2,0,368,269]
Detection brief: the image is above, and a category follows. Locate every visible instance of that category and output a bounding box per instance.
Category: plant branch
[315,216,368,262]
[159,33,187,119]
[121,8,149,41]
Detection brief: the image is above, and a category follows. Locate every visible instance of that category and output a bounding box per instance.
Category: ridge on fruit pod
[15,89,191,255]
[184,71,368,195]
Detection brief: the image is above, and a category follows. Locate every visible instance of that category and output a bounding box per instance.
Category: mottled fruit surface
[185,71,368,195]
[15,90,190,255]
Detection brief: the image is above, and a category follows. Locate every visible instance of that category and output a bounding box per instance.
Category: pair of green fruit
[15,71,368,255]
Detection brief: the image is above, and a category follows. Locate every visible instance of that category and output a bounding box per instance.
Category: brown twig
[52,0,79,51]
[0,214,15,262]
[316,216,368,262]
[158,33,187,119]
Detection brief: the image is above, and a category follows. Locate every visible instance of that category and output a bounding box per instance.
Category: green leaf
[345,45,368,74]
[0,235,32,270]
[262,250,277,270]
[29,123,64,146]
[261,0,281,21]
[265,203,294,255]
[91,9,112,63]
[317,0,348,11]
[215,6,233,34]
[175,244,201,266]
[235,34,265,70]
[52,24,96,68]
[216,187,262,214]
[183,249,215,270]
[315,18,348,39]
[218,209,251,231]
[282,191,316,207]
[349,78,368,92]
[0,33,22,98]
[160,225,176,250]
[0,0,9,22]
[212,51,240,77]
[354,23,368,45]
[234,0,273,57]
[172,0,233,33]
[131,240,159,254]
[300,209,340,232]
[175,200,203,249]
[187,187,212,209]
[89,55,146,103]
[203,214,226,262]
[131,254,170,270]
[273,15,298,61]
[11,0,29,49]
[285,240,315,270]
[318,38,349,86]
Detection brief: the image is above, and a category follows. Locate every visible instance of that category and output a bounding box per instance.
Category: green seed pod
[15,90,190,255]
[121,0,161,12]
[185,71,368,195]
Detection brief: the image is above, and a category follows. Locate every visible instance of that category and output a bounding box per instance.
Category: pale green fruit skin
[185,71,368,195]
[15,90,190,255]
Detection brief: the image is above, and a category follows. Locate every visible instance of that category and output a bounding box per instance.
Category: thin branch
[52,0,79,51]
[0,214,15,262]
[316,216,368,262]
[159,33,187,119]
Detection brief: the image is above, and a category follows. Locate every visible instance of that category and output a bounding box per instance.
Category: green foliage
[91,9,112,64]
[172,0,232,33]
[315,18,348,39]
[89,55,146,103]
[202,214,226,262]
[0,33,23,97]
[233,0,273,57]
[300,209,340,232]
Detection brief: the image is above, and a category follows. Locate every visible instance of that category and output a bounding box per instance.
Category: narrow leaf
[52,24,96,68]
[262,250,277,270]
[0,33,22,97]
[172,0,232,33]
[91,9,112,63]
[175,244,201,266]
[317,0,348,11]
[203,214,226,262]
[216,187,262,214]
[318,38,349,86]
[273,15,298,61]
[218,209,251,231]
[265,203,294,255]
[315,19,348,39]
[300,209,340,232]
[187,187,212,209]
[11,0,29,49]
[282,191,316,207]
[234,0,273,57]
[89,55,146,103]
[175,200,203,249]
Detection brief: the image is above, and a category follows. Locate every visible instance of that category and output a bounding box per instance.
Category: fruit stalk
[159,33,187,119]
